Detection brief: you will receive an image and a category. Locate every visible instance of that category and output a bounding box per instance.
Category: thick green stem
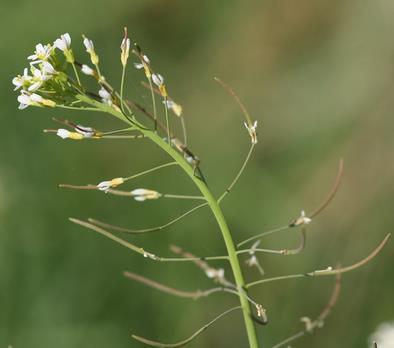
[145,131,259,348]
[78,97,260,348]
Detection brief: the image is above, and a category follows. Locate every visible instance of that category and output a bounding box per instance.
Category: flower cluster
[12,33,78,110]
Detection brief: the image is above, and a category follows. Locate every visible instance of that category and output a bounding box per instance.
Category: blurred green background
[1,0,393,347]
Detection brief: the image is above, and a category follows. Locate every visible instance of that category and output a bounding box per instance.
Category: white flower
[57,129,71,139]
[41,61,57,75]
[54,33,71,52]
[205,267,225,280]
[83,36,99,65]
[56,128,86,140]
[97,181,112,192]
[244,121,258,144]
[81,64,94,76]
[293,210,312,226]
[97,177,124,192]
[27,65,53,92]
[134,54,150,69]
[75,125,95,138]
[120,37,130,66]
[130,188,161,201]
[28,43,53,64]
[152,73,164,87]
[163,99,183,117]
[369,322,394,348]
[17,91,55,109]
[12,68,32,91]
[83,37,94,51]
[98,87,112,105]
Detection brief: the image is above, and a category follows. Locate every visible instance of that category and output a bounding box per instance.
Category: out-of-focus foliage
[0,1,393,347]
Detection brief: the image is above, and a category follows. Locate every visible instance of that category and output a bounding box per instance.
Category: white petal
[57,129,71,139]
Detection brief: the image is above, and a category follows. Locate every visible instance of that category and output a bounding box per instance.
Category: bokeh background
[0,1,393,347]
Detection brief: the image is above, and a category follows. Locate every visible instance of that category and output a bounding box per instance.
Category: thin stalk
[148,78,158,132]
[69,217,229,262]
[218,143,255,203]
[164,96,171,144]
[71,62,81,86]
[89,202,207,234]
[56,104,102,112]
[237,225,291,248]
[123,162,177,182]
[120,65,126,112]
[163,194,206,200]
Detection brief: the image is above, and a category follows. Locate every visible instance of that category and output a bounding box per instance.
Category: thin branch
[308,158,344,219]
[237,229,306,256]
[214,77,253,125]
[69,218,229,262]
[59,162,177,191]
[218,143,255,203]
[271,273,342,348]
[123,271,256,306]
[237,225,290,248]
[131,306,242,347]
[246,234,390,289]
[88,202,208,234]
[237,158,345,248]
[123,271,217,299]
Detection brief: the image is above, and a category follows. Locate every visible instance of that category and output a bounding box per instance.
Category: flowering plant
[13,29,390,348]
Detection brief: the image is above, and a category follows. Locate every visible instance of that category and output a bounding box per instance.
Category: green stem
[78,96,260,348]
[142,128,259,348]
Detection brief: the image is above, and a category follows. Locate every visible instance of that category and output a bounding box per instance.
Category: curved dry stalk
[69,218,229,262]
[169,244,234,288]
[246,234,390,289]
[89,202,208,234]
[123,271,221,299]
[123,271,259,308]
[237,158,345,248]
[271,273,342,348]
[131,306,242,347]
[214,77,253,125]
[307,158,344,219]
[237,228,306,256]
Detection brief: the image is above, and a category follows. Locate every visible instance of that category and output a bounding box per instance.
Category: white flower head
[83,36,99,65]
[205,267,225,280]
[28,43,53,64]
[98,87,112,105]
[120,37,131,67]
[54,33,71,52]
[134,54,150,69]
[244,120,258,144]
[41,61,57,75]
[152,73,168,97]
[56,129,71,139]
[81,64,94,76]
[163,99,183,117]
[75,124,95,138]
[17,91,55,110]
[12,68,32,91]
[369,322,394,348]
[293,210,312,226]
[130,188,161,201]
[152,73,164,87]
[97,177,124,192]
